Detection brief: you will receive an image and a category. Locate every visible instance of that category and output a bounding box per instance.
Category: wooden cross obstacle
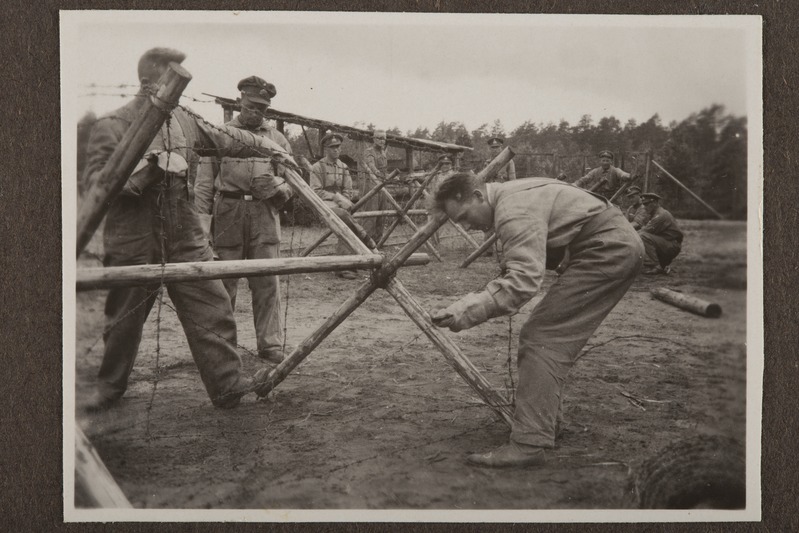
[75,66,521,507]
[253,147,518,425]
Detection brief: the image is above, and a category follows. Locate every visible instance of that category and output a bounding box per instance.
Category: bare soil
[74,219,747,510]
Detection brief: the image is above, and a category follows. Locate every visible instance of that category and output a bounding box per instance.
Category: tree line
[77,103,747,220]
[284,104,747,220]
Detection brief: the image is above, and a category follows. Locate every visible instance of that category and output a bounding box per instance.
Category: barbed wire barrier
[75,65,528,503]
[77,62,520,421]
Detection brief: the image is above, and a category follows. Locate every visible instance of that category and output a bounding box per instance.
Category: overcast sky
[62,11,759,135]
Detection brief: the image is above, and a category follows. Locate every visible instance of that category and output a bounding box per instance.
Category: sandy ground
[74,218,747,510]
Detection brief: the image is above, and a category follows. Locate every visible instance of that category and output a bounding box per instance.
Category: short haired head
[373,129,387,140]
[433,171,493,231]
[137,47,186,85]
[238,75,276,106]
[433,171,479,211]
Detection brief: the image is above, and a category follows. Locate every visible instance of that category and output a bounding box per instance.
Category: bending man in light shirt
[431,172,643,467]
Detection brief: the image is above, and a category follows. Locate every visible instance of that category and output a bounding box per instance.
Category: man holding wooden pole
[194,75,294,364]
[82,48,292,411]
[431,172,643,467]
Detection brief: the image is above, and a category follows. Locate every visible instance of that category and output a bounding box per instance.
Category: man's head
[137,47,186,91]
[434,172,493,231]
[626,185,643,205]
[321,132,344,161]
[641,192,661,215]
[487,136,505,155]
[438,154,453,172]
[598,150,614,170]
[237,76,276,129]
[373,129,387,149]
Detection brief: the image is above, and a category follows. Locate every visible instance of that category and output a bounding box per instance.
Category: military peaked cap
[438,154,453,164]
[598,150,614,159]
[321,132,344,147]
[626,185,642,196]
[641,192,662,202]
[487,136,505,147]
[238,76,276,105]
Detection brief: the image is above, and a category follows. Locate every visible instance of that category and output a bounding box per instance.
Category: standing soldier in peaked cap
[481,136,516,255]
[573,150,631,199]
[311,132,377,280]
[194,75,294,365]
[484,136,517,183]
[360,129,390,243]
[83,49,294,411]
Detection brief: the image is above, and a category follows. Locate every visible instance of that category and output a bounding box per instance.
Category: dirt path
[74,220,747,509]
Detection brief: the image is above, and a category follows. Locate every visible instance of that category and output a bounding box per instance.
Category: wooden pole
[74,427,132,508]
[385,276,514,425]
[644,150,652,193]
[76,254,430,291]
[460,233,498,268]
[256,146,518,425]
[299,170,399,256]
[354,209,427,218]
[405,147,414,172]
[373,185,442,260]
[651,160,725,220]
[651,288,722,318]
[76,63,191,257]
[448,220,482,250]
[376,163,442,250]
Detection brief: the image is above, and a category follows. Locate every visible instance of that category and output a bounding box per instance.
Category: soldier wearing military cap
[624,185,650,230]
[484,136,516,183]
[360,129,390,242]
[573,149,631,200]
[83,50,295,412]
[637,193,684,275]
[194,75,294,365]
[311,132,377,280]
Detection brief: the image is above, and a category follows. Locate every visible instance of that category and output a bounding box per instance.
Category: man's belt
[220,190,255,201]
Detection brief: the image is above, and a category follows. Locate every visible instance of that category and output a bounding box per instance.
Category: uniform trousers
[639,232,682,268]
[213,196,283,353]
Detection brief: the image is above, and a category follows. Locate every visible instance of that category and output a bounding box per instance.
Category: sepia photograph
[62,10,762,522]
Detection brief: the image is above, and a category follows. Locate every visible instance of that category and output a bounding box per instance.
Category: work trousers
[639,232,682,268]
[98,185,245,405]
[510,208,644,448]
[213,196,283,353]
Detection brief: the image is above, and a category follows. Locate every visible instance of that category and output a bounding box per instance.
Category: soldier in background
[624,185,651,230]
[482,136,516,255]
[573,150,631,199]
[484,136,516,182]
[360,129,389,243]
[194,76,294,365]
[310,132,376,280]
[638,193,684,275]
